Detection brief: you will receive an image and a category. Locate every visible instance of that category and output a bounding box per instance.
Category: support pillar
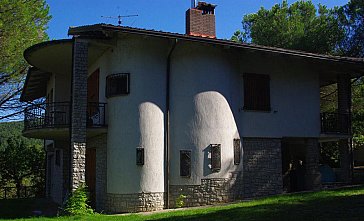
[337,74,352,183]
[70,38,88,191]
[305,138,321,190]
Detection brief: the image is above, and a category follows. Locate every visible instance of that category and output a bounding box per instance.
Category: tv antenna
[101,14,138,26]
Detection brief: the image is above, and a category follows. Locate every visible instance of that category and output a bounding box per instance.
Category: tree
[0,121,44,197]
[231,0,345,54]
[0,0,51,120]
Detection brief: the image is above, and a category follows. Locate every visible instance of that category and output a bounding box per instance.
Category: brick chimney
[186,1,216,38]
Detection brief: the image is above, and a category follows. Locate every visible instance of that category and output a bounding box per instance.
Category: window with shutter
[211,144,221,172]
[180,150,191,177]
[136,147,144,165]
[243,73,271,111]
[233,139,241,165]
[106,73,130,98]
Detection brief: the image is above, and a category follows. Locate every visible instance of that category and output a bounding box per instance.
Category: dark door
[87,69,100,126]
[86,148,96,208]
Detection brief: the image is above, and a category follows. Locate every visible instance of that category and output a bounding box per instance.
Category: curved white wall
[170,44,241,185]
[97,36,167,194]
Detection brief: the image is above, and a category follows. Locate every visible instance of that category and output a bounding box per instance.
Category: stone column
[337,74,352,183]
[70,38,88,191]
[305,138,321,190]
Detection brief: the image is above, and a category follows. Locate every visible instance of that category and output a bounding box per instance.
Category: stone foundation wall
[169,174,243,208]
[88,135,107,212]
[168,138,283,208]
[242,138,283,198]
[105,192,164,213]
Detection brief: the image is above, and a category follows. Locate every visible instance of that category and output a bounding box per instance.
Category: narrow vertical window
[180,150,191,177]
[136,147,144,165]
[106,73,130,98]
[233,139,241,165]
[55,149,60,166]
[211,144,221,172]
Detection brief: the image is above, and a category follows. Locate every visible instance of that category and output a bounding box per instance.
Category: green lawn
[1,186,364,221]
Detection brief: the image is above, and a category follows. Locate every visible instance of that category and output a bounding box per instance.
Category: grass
[1,186,364,221]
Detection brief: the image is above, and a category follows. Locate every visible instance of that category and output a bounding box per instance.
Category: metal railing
[24,102,107,131]
[320,112,351,134]
[0,186,41,199]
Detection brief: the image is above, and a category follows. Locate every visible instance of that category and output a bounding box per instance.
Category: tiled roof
[68,23,364,65]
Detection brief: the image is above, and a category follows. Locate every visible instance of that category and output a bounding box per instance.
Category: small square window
[180,150,191,177]
[136,147,144,166]
[211,144,221,172]
[233,139,241,165]
[106,73,130,98]
[243,73,271,111]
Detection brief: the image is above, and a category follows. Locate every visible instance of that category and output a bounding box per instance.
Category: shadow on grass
[0,198,58,219]
[150,194,364,221]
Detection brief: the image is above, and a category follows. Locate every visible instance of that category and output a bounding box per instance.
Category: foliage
[231,0,345,54]
[175,194,187,208]
[62,185,94,216]
[0,121,44,196]
[0,0,51,120]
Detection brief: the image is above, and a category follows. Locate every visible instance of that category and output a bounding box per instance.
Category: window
[106,73,130,98]
[243,73,270,111]
[55,149,61,166]
[233,139,241,165]
[136,147,144,165]
[211,144,221,172]
[180,150,191,177]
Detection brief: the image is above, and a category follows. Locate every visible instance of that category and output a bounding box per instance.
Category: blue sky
[47,0,349,40]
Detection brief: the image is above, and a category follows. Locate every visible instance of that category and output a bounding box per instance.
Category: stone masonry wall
[88,135,107,212]
[305,138,321,190]
[70,38,88,191]
[243,138,283,198]
[169,138,282,208]
[105,192,164,213]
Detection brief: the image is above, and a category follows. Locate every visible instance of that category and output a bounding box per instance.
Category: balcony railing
[24,102,107,131]
[320,112,351,134]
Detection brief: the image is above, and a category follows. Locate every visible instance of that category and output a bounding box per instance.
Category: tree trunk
[15,179,22,198]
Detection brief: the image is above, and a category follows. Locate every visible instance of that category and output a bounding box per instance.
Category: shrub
[62,184,94,216]
[176,194,187,208]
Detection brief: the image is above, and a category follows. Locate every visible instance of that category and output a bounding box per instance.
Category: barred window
[233,139,241,165]
[211,144,221,172]
[136,147,144,166]
[180,150,191,177]
[243,73,270,111]
[106,73,130,98]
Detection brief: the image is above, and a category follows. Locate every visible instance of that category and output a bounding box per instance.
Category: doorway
[86,148,96,208]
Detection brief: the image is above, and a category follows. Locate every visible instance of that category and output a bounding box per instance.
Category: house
[20,2,364,213]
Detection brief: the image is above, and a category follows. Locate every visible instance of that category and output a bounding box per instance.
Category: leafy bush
[175,194,187,208]
[62,184,94,216]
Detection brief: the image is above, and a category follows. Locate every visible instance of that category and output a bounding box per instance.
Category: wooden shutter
[136,147,144,165]
[180,150,191,177]
[243,73,271,111]
[233,139,241,165]
[211,144,221,172]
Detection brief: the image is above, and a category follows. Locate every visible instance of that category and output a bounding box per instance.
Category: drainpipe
[166,38,178,209]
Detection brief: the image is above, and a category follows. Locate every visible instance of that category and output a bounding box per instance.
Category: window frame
[180,150,192,177]
[233,139,241,165]
[136,147,144,166]
[210,144,221,172]
[243,73,271,112]
[105,73,130,98]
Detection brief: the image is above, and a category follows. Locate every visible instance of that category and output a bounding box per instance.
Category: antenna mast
[101,14,138,26]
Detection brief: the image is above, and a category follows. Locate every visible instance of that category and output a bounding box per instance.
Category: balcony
[320,112,351,139]
[23,102,107,139]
